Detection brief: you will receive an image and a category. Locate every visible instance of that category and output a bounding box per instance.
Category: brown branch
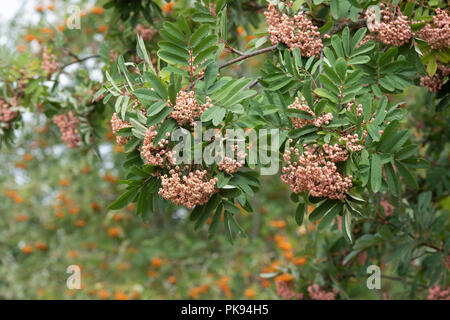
[219,44,278,69]
[185,17,367,91]
[186,44,278,90]
[60,54,100,71]
[329,18,366,35]
[244,77,261,90]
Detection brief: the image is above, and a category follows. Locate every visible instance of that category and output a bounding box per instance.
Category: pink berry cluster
[53,111,81,148]
[288,97,333,128]
[218,145,247,174]
[380,198,394,216]
[365,3,412,47]
[339,133,364,152]
[110,113,132,145]
[264,3,323,57]
[346,101,363,117]
[0,98,19,129]
[417,8,450,50]
[276,281,304,300]
[135,24,157,41]
[281,143,352,199]
[420,63,450,92]
[159,168,218,208]
[307,284,336,300]
[140,126,173,166]
[169,90,212,126]
[41,47,58,76]
[426,285,450,300]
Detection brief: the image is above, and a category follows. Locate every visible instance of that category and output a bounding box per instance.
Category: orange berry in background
[91,6,105,15]
[59,179,70,186]
[13,195,24,204]
[75,219,86,228]
[15,162,27,169]
[103,173,118,183]
[57,25,64,32]
[114,291,130,300]
[90,202,101,211]
[81,166,91,174]
[151,257,162,268]
[274,273,294,283]
[40,27,54,35]
[260,278,270,288]
[112,213,123,221]
[278,241,292,251]
[55,211,65,218]
[244,288,255,299]
[23,153,33,161]
[161,2,174,14]
[69,207,80,215]
[293,257,307,266]
[246,35,256,43]
[35,242,48,251]
[22,245,33,253]
[132,291,140,299]
[15,215,29,222]
[98,25,107,33]
[237,26,245,35]
[126,203,135,212]
[67,250,79,258]
[269,220,286,229]
[47,4,54,11]
[80,10,87,17]
[284,250,294,260]
[168,275,176,284]
[98,289,111,299]
[25,34,37,42]
[35,5,43,12]
[17,45,26,52]
[108,227,120,238]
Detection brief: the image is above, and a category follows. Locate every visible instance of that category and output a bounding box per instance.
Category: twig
[381,275,428,290]
[186,45,278,90]
[224,43,245,56]
[329,18,366,35]
[60,54,100,71]
[243,77,261,90]
[219,44,278,69]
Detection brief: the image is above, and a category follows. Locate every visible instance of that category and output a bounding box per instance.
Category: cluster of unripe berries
[110,112,132,145]
[140,126,174,167]
[135,24,157,41]
[339,133,364,152]
[417,8,450,50]
[0,98,18,129]
[288,97,333,128]
[53,111,81,148]
[420,62,450,92]
[169,90,212,126]
[159,167,218,208]
[41,47,58,76]
[217,145,247,174]
[365,3,412,47]
[281,143,352,200]
[264,3,323,57]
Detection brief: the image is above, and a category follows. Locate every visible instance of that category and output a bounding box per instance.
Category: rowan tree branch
[329,18,366,35]
[186,17,367,91]
[60,54,100,71]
